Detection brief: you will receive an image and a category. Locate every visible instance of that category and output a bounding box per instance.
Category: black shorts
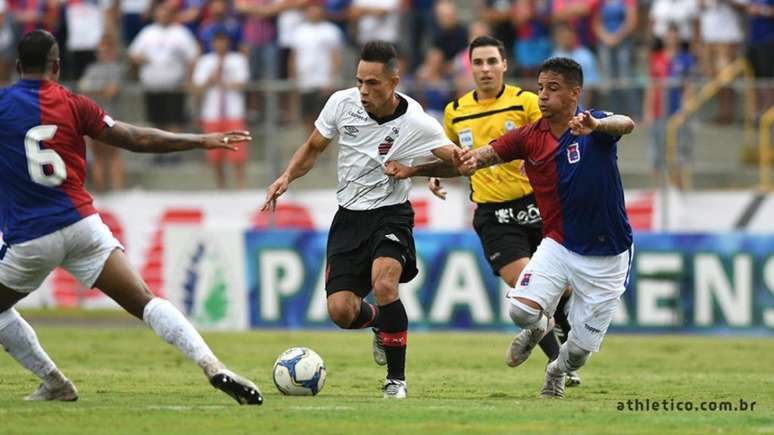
[144,91,186,126]
[473,194,543,275]
[747,43,774,78]
[326,202,417,298]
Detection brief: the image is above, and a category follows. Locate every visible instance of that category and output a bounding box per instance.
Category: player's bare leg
[500,259,562,364]
[327,290,384,365]
[94,249,262,405]
[505,296,554,367]
[0,283,77,401]
[372,257,407,399]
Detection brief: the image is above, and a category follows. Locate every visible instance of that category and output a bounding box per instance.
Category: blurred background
[5,0,773,334]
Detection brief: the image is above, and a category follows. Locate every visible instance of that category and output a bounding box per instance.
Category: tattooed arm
[469,145,504,170]
[96,121,248,153]
[384,159,461,179]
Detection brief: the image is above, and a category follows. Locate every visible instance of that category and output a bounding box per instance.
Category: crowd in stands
[0,0,771,189]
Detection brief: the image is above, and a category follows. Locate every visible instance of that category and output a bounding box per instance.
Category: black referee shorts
[473,194,543,275]
[325,202,418,298]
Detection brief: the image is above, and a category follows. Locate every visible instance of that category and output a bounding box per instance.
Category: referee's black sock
[554,293,572,344]
[348,300,380,329]
[378,299,408,381]
[538,329,561,361]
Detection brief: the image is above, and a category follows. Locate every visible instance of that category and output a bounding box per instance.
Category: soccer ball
[272,347,327,396]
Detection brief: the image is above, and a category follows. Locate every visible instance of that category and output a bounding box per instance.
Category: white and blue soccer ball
[272,347,327,396]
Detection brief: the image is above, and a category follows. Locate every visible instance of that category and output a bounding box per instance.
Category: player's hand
[202,130,252,151]
[568,111,599,136]
[384,161,415,180]
[261,175,289,212]
[427,177,447,200]
[454,147,477,176]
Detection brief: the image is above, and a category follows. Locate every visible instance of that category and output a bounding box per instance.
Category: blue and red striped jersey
[0,79,112,244]
[491,109,632,256]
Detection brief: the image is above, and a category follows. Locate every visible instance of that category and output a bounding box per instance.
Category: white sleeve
[127,28,148,57]
[314,92,342,139]
[191,57,209,86]
[231,54,249,84]
[179,27,200,63]
[385,112,450,161]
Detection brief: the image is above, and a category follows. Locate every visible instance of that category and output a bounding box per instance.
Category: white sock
[0,308,61,385]
[547,359,564,376]
[142,298,222,376]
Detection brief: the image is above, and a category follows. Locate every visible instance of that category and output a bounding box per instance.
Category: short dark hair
[360,41,399,73]
[468,35,505,61]
[17,30,58,73]
[538,57,583,87]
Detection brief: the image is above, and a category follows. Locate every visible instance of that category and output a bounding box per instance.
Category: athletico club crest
[567,143,581,164]
[378,135,395,155]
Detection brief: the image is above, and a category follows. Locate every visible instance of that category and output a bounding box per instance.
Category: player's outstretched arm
[458,145,503,172]
[568,111,635,137]
[96,121,249,153]
[261,129,331,211]
[384,158,460,179]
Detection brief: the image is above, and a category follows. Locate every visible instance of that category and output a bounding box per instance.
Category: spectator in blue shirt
[199,0,243,52]
[593,0,638,115]
[746,0,774,113]
[552,22,599,107]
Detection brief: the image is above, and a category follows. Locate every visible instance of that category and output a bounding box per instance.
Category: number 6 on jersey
[25,124,66,187]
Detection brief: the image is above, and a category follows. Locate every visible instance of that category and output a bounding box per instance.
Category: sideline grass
[0,313,771,434]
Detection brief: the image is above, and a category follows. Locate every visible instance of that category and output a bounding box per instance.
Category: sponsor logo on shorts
[520,273,531,286]
[489,252,501,261]
[584,323,602,334]
[385,233,400,243]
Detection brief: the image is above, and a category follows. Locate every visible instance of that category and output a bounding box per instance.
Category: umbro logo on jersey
[567,143,581,164]
[343,125,359,137]
[378,136,395,155]
[348,111,368,122]
[385,233,400,243]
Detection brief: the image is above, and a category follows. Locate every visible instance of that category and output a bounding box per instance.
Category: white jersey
[315,88,449,210]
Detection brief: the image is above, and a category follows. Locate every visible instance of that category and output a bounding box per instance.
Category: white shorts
[507,237,633,352]
[0,214,123,293]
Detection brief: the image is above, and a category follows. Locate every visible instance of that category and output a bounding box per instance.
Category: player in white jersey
[262,41,464,399]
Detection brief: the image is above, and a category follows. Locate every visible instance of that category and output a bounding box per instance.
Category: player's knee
[372,276,398,304]
[508,298,543,328]
[559,339,591,372]
[326,297,357,329]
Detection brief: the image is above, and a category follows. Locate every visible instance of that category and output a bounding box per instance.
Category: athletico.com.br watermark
[616,398,758,412]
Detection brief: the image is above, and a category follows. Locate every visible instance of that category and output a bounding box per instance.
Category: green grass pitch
[0,310,771,435]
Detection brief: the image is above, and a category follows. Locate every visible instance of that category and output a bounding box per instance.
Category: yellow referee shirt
[443,84,542,204]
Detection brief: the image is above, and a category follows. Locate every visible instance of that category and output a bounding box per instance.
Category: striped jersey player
[456,57,636,399]
[0,29,262,405]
